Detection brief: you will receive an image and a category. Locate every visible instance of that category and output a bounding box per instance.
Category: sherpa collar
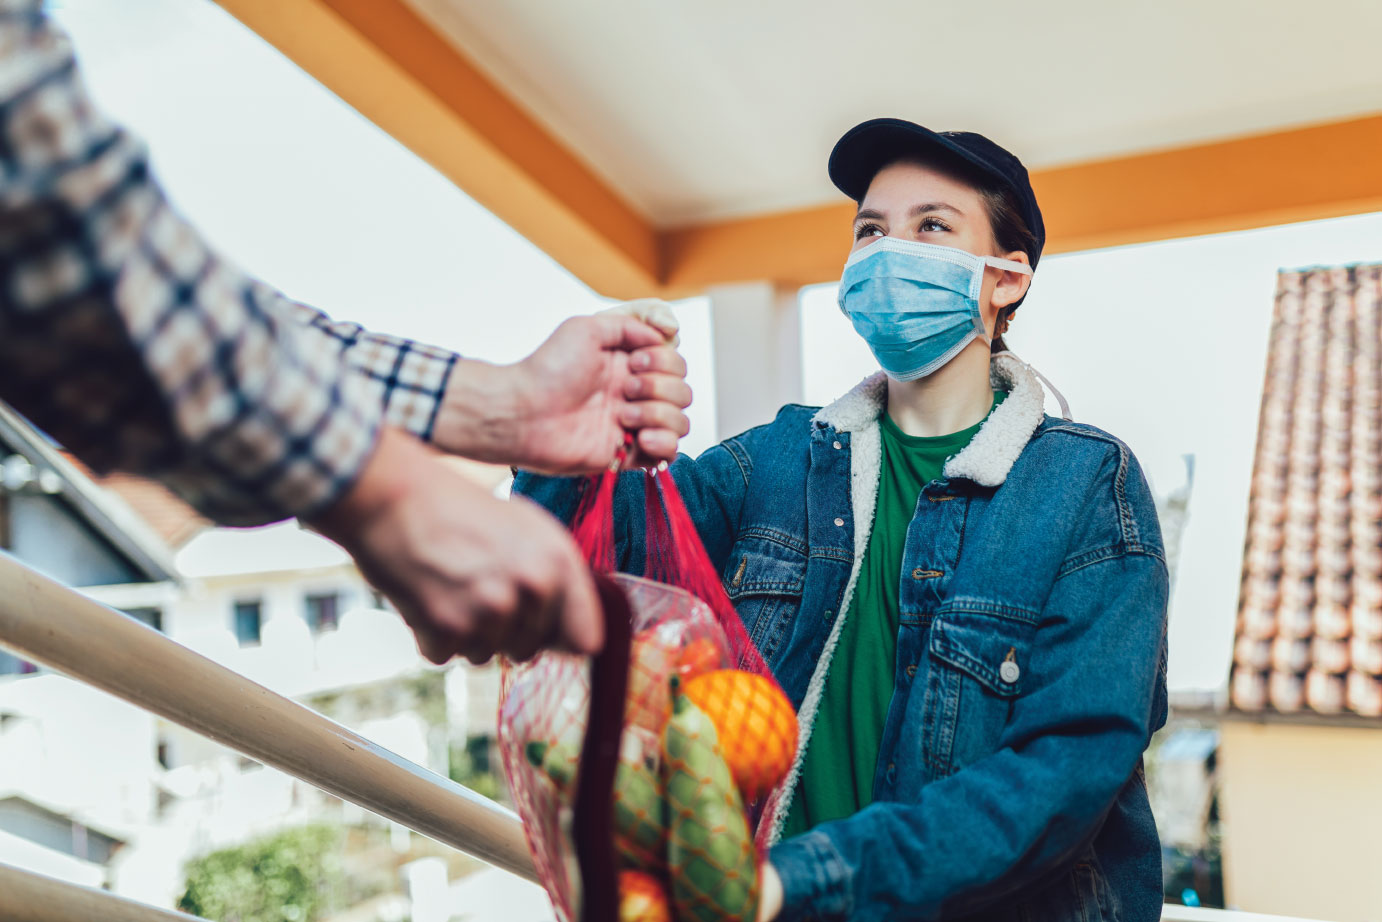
[811,352,1051,488]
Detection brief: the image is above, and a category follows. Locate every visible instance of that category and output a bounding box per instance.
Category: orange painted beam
[664,114,1382,294]
[660,203,855,298]
[215,0,660,299]
[1033,113,1382,255]
[211,2,1382,299]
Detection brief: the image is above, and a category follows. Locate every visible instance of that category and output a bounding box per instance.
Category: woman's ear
[991,250,1032,311]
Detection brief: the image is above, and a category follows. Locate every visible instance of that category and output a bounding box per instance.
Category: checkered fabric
[284,293,458,445]
[0,3,458,525]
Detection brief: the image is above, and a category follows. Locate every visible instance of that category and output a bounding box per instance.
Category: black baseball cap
[828,118,1045,267]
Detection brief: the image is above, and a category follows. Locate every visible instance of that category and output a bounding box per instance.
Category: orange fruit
[681,669,798,802]
[676,636,724,681]
[618,869,672,922]
[626,628,678,732]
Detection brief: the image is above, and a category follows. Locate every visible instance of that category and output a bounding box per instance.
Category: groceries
[500,464,796,922]
[619,870,673,922]
[662,677,760,922]
[500,574,797,922]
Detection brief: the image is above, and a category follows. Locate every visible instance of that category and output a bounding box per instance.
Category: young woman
[518,118,1168,922]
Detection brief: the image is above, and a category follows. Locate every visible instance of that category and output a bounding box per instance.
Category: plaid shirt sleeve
[0,4,458,526]
[274,290,458,444]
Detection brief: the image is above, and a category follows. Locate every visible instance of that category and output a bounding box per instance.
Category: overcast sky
[53,0,1382,694]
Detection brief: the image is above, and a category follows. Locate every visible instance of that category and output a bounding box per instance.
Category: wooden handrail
[0,862,209,922]
[0,554,537,883]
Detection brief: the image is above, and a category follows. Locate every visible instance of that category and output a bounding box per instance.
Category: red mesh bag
[497,463,796,922]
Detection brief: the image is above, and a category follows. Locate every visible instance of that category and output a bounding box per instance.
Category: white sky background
[53,0,1382,694]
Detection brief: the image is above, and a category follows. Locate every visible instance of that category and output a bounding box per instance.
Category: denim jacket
[516,353,1169,922]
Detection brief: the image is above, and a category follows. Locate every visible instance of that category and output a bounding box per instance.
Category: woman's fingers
[604,298,680,345]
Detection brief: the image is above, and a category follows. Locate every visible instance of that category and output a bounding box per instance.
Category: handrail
[0,553,537,883]
[1162,908,1321,922]
[0,862,210,922]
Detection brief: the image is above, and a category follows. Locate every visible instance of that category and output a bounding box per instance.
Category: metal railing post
[0,553,537,883]
[0,863,211,922]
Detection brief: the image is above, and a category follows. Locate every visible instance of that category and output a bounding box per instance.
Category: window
[232,600,262,647]
[304,593,340,633]
[123,607,163,633]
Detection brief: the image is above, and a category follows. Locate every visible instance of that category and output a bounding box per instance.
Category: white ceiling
[407,0,1382,227]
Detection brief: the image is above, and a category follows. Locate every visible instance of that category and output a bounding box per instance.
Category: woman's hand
[757,863,783,922]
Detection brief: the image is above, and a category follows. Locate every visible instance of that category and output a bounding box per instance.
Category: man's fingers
[554,564,603,656]
[632,429,679,466]
[629,345,688,377]
[625,372,693,408]
[589,312,667,352]
[501,590,561,663]
[404,609,460,665]
[620,400,691,437]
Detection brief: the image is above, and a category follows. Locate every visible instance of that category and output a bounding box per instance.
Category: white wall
[0,676,156,831]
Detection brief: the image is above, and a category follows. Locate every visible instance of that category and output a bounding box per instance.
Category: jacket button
[1000,660,1021,684]
[823,609,834,622]
[905,664,917,678]
[832,440,842,450]
[834,517,845,527]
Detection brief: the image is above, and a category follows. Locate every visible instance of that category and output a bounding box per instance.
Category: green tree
[178,825,344,922]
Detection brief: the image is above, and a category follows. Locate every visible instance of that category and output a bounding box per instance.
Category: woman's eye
[854,223,885,240]
[920,218,951,233]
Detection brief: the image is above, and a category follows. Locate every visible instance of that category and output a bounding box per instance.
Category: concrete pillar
[707,282,804,440]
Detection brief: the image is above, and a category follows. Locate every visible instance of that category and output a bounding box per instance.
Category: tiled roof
[59,452,209,550]
[1231,265,1382,719]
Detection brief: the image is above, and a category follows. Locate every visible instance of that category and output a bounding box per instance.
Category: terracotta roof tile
[1231,264,1382,719]
[59,452,209,549]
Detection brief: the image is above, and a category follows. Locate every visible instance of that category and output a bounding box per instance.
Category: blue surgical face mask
[838,236,1033,381]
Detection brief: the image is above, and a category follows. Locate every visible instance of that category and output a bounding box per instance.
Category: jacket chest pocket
[921,607,1036,776]
[723,535,807,665]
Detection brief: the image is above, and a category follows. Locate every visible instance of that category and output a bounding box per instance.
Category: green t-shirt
[780,392,1004,837]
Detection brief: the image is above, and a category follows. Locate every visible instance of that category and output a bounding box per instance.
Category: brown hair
[977,183,1038,352]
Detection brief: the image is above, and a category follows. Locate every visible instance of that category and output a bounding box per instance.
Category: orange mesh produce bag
[497,463,796,922]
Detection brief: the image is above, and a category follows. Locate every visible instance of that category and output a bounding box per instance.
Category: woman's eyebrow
[854,203,964,224]
[909,202,963,218]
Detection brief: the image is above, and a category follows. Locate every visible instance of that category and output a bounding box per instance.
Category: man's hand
[309,428,603,663]
[757,863,783,922]
[434,309,691,473]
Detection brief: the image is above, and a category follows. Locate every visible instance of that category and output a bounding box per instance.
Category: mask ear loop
[993,351,1073,420]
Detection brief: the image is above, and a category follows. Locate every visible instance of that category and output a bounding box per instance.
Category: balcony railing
[0,553,1328,922]
[1,862,211,922]
[0,552,536,922]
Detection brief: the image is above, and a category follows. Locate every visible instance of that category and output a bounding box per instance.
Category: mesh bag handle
[571,572,631,922]
[557,452,788,918]
[572,460,774,681]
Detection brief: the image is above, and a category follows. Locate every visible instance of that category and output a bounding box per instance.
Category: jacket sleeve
[514,428,759,577]
[770,494,1169,920]
[0,3,383,525]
